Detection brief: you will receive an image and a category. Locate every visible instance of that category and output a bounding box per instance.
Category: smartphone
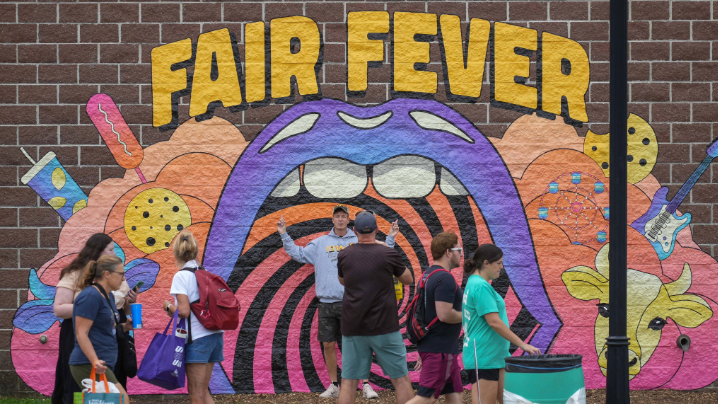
[131,280,145,292]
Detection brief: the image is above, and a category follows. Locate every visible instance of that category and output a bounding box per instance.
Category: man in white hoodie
[277,204,398,399]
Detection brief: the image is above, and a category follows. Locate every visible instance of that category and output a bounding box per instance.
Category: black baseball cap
[354,211,377,234]
[333,204,349,215]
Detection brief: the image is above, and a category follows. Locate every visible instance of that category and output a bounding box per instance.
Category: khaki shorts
[70,364,119,387]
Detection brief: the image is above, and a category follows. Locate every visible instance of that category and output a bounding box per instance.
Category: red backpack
[406,269,456,344]
[182,267,240,332]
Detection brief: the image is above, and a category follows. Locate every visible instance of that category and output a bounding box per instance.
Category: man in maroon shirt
[337,211,415,404]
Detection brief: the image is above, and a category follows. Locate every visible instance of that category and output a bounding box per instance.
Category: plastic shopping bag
[80,368,124,404]
[137,311,187,390]
[81,378,120,393]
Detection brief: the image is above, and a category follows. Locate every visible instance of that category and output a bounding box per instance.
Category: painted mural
[9,12,718,396]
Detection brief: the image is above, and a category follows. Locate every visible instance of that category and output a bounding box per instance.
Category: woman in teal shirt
[462,244,540,404]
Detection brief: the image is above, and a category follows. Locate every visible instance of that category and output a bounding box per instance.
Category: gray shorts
[318,301,342,343]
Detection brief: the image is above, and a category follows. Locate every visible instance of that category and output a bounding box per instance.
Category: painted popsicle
[86,94,147,182]
[20,148,88,221]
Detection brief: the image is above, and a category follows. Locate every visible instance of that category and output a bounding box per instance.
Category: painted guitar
[631,138,718,260]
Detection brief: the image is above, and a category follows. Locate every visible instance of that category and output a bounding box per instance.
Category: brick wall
[2,0,718,395]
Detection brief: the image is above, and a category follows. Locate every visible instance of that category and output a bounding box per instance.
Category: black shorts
[317,301,342,343]
[467,368,501,383]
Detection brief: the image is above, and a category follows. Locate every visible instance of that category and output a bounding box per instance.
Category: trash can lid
[505,354,583,373]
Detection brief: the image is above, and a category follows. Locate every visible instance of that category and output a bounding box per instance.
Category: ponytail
[463,244,503,274]
[76,255,123,290]
[173,230,198,263]
[463,258,476,274]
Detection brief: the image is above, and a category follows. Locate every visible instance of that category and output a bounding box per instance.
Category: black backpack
[406,268,455,344]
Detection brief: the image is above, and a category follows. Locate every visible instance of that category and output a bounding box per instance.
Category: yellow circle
[124,188,191,254]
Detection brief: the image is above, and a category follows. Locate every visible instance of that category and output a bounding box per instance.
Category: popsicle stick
[135,166,148,184]
[20,147,36,165]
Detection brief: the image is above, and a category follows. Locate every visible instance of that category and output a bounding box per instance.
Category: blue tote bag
[137,311,187,390]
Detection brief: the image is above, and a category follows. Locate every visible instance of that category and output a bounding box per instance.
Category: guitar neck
[666,154,715,213]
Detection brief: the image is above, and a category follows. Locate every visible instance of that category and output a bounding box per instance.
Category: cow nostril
[629,357,638,367]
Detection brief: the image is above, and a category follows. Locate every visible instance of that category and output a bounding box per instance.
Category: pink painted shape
[287,288,319,392]
[12,326,61,396]
[135,166,147,183]
[86,93,143,169]
[504,286,521,326]
[220,242,316,385]
[310,307,330,389]
[253,265,314,393]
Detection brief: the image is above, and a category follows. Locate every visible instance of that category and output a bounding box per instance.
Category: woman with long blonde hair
[163,230,224,404]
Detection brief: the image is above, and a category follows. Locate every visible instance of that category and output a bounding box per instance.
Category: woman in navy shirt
[70,255,131,404]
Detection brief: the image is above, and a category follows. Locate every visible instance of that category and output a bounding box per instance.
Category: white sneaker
[362,383,379,399]
[319,383,340,398]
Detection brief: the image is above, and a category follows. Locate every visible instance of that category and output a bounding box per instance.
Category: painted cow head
[562,244,713,378]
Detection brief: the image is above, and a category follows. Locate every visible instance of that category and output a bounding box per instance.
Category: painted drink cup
[21,152,88,221]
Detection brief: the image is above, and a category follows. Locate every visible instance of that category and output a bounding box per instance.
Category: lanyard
[92,283,119,330]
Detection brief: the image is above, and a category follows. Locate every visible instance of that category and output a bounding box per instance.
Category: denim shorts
[341,331,408,380]
[185,332,224,364]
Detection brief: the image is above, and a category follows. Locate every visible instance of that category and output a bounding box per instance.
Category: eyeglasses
[450,248,463,254]
[112,271,126,278]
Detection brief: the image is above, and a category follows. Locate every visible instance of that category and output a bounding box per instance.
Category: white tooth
[271,168,301,197]
[373,156,436,198]
[259,113,320,153]
[337,111,393,129]
[439,168,468,196]
[303,158,367,198]
[409,110,474,144]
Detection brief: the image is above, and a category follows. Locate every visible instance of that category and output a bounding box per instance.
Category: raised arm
[278,215,317,264]
[385,219,399,248]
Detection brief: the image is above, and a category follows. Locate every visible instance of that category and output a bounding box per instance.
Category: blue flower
[13,269,59,334]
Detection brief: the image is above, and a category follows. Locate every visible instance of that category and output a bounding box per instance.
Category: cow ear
[667,293,713,328]
[562,266,609,301]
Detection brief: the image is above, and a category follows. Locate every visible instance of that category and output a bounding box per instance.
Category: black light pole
[607,0,630,403]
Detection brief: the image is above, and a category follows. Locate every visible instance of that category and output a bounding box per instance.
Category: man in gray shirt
[277,204,398,399]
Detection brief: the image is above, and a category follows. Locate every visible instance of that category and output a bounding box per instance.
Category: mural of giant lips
[15,96,718,397]
[203,99,561,393]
